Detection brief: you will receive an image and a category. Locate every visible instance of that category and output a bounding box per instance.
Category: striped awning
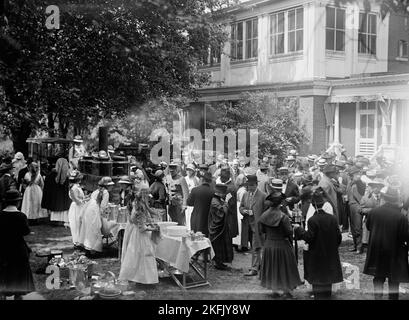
[325,94,388,104]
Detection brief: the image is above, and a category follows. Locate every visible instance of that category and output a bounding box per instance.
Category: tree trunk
[47,112,55,137]
[10,121,32,156]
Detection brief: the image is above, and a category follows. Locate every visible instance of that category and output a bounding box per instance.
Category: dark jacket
[295,209,343,285]
[239,189,267,249]
[0,174,17,211]
[187,183,214,237]
[41,170,71,211]
[363,203,409,282]
[0,209,35,295]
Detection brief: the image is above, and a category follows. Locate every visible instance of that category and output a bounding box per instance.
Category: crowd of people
[1,145,409,300]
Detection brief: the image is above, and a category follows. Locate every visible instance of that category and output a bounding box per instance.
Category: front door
[356,101,378,157]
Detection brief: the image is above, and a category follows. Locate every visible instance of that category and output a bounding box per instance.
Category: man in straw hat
[208,184,232,270]
[240,175,267,276]
[118,175,133,208]
[363,185,409,300]
[278,167,300,211]
[359,178,385,254]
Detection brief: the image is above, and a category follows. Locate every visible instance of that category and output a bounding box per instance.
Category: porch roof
[325,94,388,104]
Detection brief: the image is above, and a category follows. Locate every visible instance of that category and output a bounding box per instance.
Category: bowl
[99,288,122,299]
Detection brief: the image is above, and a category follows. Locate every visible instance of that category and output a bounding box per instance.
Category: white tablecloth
[155,234,214,273]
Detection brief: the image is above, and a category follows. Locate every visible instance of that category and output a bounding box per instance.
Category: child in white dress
[119,185,159,285]
[68,170,86,247]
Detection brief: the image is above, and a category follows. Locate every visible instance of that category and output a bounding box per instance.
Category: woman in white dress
[78,176,114,255]
[21,162,46,224]
[68,170,86,248]
[233,174,247,250]
[119,185,159,285]
[184,164,200,230]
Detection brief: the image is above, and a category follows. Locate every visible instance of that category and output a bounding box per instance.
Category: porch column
[334,103,340,143]
[390,100,398,145]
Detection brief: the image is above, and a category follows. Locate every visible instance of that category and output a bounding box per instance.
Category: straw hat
[98,176,114,186]
[73,135,83,143]
[3,189,22,203]
[13,152,25,161]
[270,178,283,191]
[186,163,196,171]
[118,176,132,184]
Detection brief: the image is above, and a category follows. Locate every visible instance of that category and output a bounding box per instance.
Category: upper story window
[201,45,221,66]
[269,7,303,56]
[398,40,408,58]
[358,12,377,55]
[231,18,258,61]
[326,6,345,51]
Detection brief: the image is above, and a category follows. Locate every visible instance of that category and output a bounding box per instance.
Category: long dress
[258,208,302,291]
[118,201,159,284]
[78,189,109,252]
[41,170,71,224]
[0,207,35,296]
[184,176,199,230]
[21,172,47,221]
[233,186,246,246]
[68,184,85,246]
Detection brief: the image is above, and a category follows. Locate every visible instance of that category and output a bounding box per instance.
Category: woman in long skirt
[78,177,115,255]
[41,158,71,225]
[0,190,35,299]
[233,174,247,250]
[68,170,86,248]
[258,191,302,298]
[21,162,46,224]
[119,185,159,285]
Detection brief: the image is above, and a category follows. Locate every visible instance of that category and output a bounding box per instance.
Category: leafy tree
[206,92,309,164]
[0,0,231,154]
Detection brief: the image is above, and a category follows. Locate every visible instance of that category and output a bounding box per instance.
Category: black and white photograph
[1,0,409,309]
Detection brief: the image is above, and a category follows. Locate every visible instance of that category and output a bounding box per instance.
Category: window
[398,40,408,58]
[231,18,258,61]
[326,6,345,51]
[359,12,377,55]
[201,45,221,66]
[269,6,304,55]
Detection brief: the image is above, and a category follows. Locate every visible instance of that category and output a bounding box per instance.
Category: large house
[183,0,409,161]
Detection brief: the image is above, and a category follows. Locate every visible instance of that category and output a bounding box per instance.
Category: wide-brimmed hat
[266,191,285,203]
[381,186,400,203]
[13,152,25,161]
[321,152,333,160]
[246,175,258,186]
[285,155,296,162]
[198,163,209,170]
[73,135,83,143]
[186,163,196,171]
[289,149,298,156]
[154,170,164,178]
[307,154,317,162]
[323,165,337,174]
[270,178,283,191]
[214,184,228,196]
[278,167,289,173]
[168,162,179,169]
[118,175,132,184]
[317,159,327,167]
[334,160,346,169]
[98,150,109,159]
[348,166,361,176]
[3,189,22,202]
[98,176,115,186]
[366,170,377,178]
[368,178,385,187]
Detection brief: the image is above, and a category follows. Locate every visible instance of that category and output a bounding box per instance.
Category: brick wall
[312,96,327,155]
[388,13,409,73]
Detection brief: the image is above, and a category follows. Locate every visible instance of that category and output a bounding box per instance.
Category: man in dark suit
[364,186,409,300]
[240,175,267,276]
[277,167,300,210]
[187,172,214,237]
[294,186,343,299]
[318,165,339,224]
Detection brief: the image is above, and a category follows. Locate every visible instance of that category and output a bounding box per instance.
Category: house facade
[184,0,409,161]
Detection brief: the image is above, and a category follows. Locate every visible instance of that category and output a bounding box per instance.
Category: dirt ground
[19,224,409,300]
